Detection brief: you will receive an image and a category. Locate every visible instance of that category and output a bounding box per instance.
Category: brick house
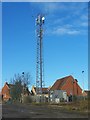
[31,85,50,98]
[84,90,90,95]
[31,86,50,102]
[1,82,12,101]
[50,75,82,98]
[82,90,90,98]
[1,82,30,101]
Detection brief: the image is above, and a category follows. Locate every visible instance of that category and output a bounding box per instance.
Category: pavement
[0,104,2,120]
[1,103,88,118]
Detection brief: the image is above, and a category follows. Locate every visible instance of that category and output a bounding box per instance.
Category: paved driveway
[2,103,88,118]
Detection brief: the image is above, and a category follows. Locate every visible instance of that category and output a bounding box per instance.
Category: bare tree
[10,72,31,102]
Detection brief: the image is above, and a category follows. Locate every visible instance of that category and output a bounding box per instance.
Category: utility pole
[82,71,84,93]
[36,14,45,95]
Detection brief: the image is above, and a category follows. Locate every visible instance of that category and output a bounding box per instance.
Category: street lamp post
[82,71,84,93]
[82,71,85,100]
[22,72,25,94]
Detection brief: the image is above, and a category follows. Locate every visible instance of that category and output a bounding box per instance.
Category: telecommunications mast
[36,14,45,94]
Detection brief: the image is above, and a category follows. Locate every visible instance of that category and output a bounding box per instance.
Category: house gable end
[50,75,73,91]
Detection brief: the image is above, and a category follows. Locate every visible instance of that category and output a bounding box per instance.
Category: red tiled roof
[84,90,90,94]
[34,87,48,91]
[6,82,14,88]
[33,87,49,94]
[42,88,48,91]
[50,75,74,90]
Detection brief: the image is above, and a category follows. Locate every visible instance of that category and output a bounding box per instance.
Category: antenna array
[36,14,45,94]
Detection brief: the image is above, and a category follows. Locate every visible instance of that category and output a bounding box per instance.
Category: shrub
[22,96,32,103]
[73,95,77,102]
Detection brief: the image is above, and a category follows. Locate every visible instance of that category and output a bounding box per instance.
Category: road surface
[0,104,2,120]
[2,103,88,118]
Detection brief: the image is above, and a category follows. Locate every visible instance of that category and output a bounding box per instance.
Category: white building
[49,90,67,103]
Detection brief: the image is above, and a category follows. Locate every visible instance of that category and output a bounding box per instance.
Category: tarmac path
[0,104,2,119]
[2,103,88,118]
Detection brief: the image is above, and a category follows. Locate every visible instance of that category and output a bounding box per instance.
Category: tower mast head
[36,14,45,95]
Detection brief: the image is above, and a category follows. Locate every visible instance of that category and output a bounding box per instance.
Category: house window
[72,80,75,84]
[55,95,58,98]
[61,80,66,86]
[4,94,6,97]
[50,95,52,98]
[51,99,52,101]
[50,91,53,94]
